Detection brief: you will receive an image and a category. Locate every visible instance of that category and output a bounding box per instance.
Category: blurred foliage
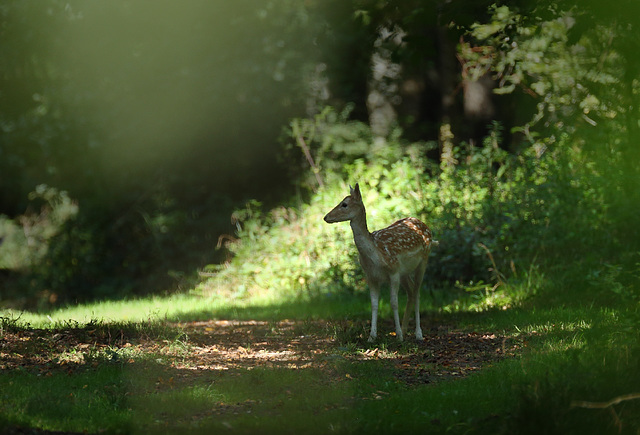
[461,4,625,145]
[1,1,639,308]
[460,2,640,279]
[0,0,333,305]
[0,185,77,270]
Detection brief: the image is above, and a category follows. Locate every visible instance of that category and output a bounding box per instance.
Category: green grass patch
[2,284,639,434]
[1,291,373,328]
[0,365,132,433]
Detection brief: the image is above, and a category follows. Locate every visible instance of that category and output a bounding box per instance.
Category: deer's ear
[352,183,361,199]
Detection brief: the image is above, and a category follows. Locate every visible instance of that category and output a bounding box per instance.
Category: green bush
[0,185,78,271]
[198,114,578,305]
[35,192,239,304]
[0,184,241,306]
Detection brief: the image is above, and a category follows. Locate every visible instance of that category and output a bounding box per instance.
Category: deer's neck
[349,211,377,258]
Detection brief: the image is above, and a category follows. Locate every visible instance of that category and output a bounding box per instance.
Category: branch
[477,242,506,285]
[295,134,324,189]
[571,393,640,409]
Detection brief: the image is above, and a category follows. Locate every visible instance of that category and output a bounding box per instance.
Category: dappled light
[0,314,525,431]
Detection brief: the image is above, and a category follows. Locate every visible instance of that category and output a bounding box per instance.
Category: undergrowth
[197,113,608,313]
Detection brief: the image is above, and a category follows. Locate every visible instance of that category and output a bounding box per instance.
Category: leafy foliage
[0,185,78,271]
[461,3,640,268]
[199,114,568,306]
[195,3,639,310]
[461,4,620,138]
[3,2,640,434]
[0,0,331,306]
[2,1,638,311]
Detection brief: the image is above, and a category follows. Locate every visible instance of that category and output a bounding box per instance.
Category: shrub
[0,185,78,271]
[198,114,573,303]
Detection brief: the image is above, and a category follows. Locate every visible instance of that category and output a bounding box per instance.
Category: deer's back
[372,217,433,268]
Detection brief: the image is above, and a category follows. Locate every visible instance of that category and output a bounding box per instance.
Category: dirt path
[1,319,526,434]
[175,320,333,371]
[1,318,525,384]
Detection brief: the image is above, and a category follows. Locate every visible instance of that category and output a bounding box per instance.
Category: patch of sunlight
[515,319,592,353]
[540,332,588,352]
[355,346,408,360]
[0,293,276,328]
[441,284,526,314]
[516,319,593,335]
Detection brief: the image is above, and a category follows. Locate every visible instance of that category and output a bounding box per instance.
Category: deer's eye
[341,202,348,208]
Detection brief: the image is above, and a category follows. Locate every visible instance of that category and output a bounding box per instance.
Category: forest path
[1,318,525,385]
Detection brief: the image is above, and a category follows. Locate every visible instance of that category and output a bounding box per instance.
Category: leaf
[472,22,504,40]
[493,84,516,94]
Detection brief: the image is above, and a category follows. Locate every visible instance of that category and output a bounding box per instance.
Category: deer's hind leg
[413,260,429,340]
[402,261,428,341]
[401,275,416,338]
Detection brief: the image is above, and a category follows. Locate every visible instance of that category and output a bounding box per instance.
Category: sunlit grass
[2,279,639,434]
[2,292,364,328]
[3,284,460,330]
[2,293,225,326]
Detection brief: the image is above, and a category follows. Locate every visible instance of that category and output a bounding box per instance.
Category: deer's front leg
[390,274,403,341]
[368,284,380,342]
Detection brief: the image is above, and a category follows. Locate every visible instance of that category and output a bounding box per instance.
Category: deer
[324,183,435,342]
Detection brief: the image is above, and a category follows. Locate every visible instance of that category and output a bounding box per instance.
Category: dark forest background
[1,0,638,308]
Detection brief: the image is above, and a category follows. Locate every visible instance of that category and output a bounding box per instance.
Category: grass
[2,278,519,328]
[1,281,639,434]
[2,291,373,327]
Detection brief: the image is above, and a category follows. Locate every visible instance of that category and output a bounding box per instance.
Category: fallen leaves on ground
[1,319,527,434]
[1,319,524,384]
[394,328,524,385]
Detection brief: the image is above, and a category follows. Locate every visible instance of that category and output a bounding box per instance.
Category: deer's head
[324,183,365,223]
